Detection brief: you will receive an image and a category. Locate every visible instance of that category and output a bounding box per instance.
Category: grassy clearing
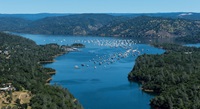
[0,90,32,108]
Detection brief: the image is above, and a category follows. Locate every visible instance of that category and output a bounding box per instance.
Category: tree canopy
[129,43,200,109]
[0,32,83,109]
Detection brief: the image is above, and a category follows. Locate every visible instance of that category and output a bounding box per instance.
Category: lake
[185,43,200,48]
[18,33,165,109]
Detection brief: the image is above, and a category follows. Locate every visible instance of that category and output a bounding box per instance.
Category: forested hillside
[175,32,200,43]
[0,14,126,35]
[111,12,200,20]
[0,17,31,31]
[0,32,83,109]
[17,14,126,35]
[94,16,200,38]
[128,43,200,109]
[1,14,200,43]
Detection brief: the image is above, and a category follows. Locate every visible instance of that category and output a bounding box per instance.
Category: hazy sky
[0,0,199,14]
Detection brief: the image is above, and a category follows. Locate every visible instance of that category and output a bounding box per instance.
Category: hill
[110,12,200,20]
[94,16,200,38]
[0,17,31,31]
[0,13,200,42]
[17,14,126,35]
[128,43,200,109]
[0,32,83,109]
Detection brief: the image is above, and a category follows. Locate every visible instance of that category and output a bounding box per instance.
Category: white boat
[74,65,79,69]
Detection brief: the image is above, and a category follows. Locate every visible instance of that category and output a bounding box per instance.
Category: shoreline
[140,88,154,93]
[52,52,67,58]
[46,78,52,83]
[47,71,56,75]
[42,52,67,83]
[38,52,67,64]
[39,60,55,64]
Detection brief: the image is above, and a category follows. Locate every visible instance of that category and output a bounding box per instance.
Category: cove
[18,33,165,109]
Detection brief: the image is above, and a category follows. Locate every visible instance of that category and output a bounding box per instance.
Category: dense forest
[17,14,126,35]
[1,14,200,43]
[0,14,127,35]
[128,43,200,109]
[94,16,200,38]
[175,32,200,43]
[0,17,30,32]
[0,32,83,109]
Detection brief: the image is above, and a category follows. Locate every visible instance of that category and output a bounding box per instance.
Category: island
[128,43,200,109]
[0,32,83,109]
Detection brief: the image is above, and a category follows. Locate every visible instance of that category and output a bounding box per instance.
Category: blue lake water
[18,33,165,109]
[185,43,200,48]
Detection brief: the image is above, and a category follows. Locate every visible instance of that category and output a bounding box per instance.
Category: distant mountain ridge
[1,12,200,20]
[0,17,31,31]
[0,13,69,20]
[0,13,200,40]
[93,16,200,38]
[109,12,200,20]
[17,14,127,35]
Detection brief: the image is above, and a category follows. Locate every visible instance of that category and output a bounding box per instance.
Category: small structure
[4,51,9,55]
[0,83,16,91]
[184,52,192,54]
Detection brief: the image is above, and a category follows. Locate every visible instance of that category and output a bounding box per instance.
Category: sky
[0,0,200,14]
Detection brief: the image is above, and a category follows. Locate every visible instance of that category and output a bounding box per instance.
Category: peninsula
[128,43,200,109]
[0,32,83,109]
